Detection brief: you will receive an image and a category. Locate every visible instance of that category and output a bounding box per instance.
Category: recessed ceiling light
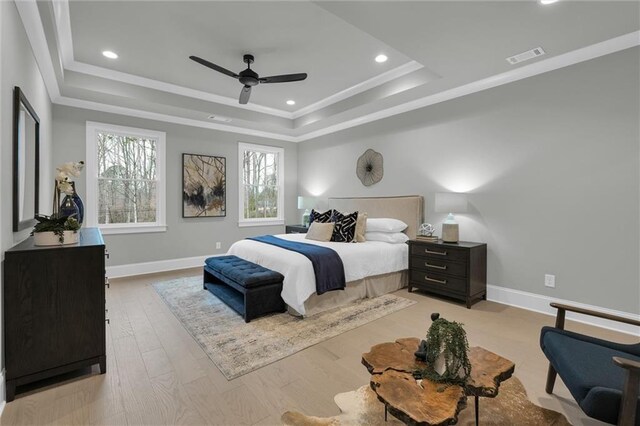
[102,50,118,59]
[375,54,388,63]
[286,100,296,106]
[539,0,558,4]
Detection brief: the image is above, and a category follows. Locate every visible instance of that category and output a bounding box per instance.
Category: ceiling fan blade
[259,73,307,84]
[189,56,238,78]
[239,85,252,104]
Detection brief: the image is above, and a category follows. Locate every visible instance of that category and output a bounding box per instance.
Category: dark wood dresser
[408,239,487,308]
[3,228,107,401]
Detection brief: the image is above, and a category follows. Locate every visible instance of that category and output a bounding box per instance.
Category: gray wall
[52,105,298,267]
[0,0,53,392]
[297,48,640,314]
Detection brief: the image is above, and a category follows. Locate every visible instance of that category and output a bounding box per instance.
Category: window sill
[97,225,168,235]
[238,219,285,228]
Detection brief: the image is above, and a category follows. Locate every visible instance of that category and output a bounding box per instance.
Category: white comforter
[227,234,408,315]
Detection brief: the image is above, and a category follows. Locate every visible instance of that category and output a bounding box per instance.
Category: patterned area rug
[282,376,572,426]
[152,276,416,380]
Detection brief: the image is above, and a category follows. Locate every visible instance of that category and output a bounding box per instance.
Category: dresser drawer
[410,243,467,262]
[410,256,467,277]
[410,270,467,294]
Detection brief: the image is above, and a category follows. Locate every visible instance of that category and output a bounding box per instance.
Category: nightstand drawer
[410,270,467,294]
[410,244,467,262]
[410,256,467,277]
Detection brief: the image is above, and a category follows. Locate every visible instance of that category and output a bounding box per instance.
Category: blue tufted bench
[203,255,286,322]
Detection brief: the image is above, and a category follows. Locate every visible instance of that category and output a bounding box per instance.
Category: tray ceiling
[22,0,640,141]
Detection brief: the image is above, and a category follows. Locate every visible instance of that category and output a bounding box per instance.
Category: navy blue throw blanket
[247,235,346,295]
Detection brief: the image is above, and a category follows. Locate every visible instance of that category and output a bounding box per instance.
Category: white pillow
[366,218,408,233]
[365,232,409,244]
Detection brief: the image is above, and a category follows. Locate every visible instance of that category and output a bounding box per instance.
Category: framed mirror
[13,86,40,232]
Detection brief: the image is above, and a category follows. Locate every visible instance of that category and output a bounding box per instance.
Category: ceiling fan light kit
[189,54,308,105]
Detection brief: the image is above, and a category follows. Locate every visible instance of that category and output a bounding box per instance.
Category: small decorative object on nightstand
[417,223,438,242]
[435,192,468,243]
[297,196,316,227]
[286,224,309,234]
[408,239,487,308]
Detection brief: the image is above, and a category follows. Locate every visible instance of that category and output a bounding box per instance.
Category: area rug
[152,276,416,380]
[282,376,571,426]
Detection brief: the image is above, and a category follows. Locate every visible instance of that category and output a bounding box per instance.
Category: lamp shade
[435,192,468,213]
[297,196,316,210]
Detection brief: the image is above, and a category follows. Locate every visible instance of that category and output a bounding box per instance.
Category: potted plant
[415,313,472,385]
[31,161,84,246]
[31,215,81,245]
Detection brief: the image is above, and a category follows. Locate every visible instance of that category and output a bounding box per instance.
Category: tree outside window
[238,143,284,226]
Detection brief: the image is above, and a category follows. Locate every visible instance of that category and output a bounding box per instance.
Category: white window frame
[238,142,285,227]
[85,121,167,235]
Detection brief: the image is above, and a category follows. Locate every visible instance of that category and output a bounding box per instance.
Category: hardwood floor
[2,268,635,425]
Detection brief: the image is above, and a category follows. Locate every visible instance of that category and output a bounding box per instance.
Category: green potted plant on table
[31,161,84,246]
[415,313,472,386]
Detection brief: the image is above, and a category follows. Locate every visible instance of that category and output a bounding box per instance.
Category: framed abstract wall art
[182,153,226,217]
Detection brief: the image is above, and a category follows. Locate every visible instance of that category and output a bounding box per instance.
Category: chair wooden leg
[618,368,639,426]
[545,364,557,394]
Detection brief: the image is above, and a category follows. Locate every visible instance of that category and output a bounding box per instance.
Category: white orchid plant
[56,161,85,195]
[32,161,85,242]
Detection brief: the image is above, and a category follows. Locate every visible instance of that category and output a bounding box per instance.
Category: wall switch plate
[215,242,221,250]
[544,274,556,288]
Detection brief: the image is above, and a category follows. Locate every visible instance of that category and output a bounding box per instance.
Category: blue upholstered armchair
[540,303,640,426]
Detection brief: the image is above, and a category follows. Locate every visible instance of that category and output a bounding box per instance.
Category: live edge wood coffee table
[362,338,515,426]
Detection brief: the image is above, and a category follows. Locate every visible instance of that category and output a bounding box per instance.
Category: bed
[228,195,424,316]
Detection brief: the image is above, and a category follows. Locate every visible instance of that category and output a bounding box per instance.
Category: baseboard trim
[0,370,6,415]
[487,285,640,336]
[106,254,219,278]
[106,258,640,335]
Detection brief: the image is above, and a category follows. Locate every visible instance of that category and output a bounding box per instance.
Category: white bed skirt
[288,270,408,317]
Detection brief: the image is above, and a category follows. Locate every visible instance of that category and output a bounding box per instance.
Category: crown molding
[54,95,298,142]
[297,30,640,142]
[290,60,424,119]
[51,0,293,119]
[51,0,423,120]
[18,0,640,144]
[15,0,60,101]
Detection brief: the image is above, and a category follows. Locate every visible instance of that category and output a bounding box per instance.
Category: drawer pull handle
[425,263,447,270]
[425,249,447,256]
[105,277,110,288]
[425,276,447,284]
[105,249,110,259]
[105,318,110,324]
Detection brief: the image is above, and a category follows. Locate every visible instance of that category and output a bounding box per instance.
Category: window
[86,122,166,234]
[238,142,284,226]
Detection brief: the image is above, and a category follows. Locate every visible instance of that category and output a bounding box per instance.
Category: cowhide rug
[282,376,571,425]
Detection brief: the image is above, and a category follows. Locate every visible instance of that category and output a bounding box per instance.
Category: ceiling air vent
[207,115,232,123]
[506,47,545,65]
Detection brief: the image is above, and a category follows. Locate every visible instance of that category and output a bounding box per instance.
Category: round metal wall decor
[356,149,384,186]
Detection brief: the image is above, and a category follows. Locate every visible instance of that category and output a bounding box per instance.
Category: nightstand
[285,224,309,234]
[408,240,487,308]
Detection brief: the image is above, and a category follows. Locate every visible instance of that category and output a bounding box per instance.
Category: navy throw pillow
[310,209,333,224]
[331,211,359,243]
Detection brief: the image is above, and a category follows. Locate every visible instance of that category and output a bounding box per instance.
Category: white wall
[298,48,640,315]
[52,105,298,267]
[0,0,53,405]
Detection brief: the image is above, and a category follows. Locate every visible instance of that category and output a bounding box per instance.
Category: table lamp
[435,193,468,243]
[297,196,316,227]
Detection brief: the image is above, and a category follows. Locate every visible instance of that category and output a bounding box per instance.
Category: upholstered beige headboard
[328,195,424,239]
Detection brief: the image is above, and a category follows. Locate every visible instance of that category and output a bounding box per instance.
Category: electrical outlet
[215,242,221,250]
[544,274,556,288]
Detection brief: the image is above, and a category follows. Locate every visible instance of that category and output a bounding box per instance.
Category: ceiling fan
[189,54,308,105]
